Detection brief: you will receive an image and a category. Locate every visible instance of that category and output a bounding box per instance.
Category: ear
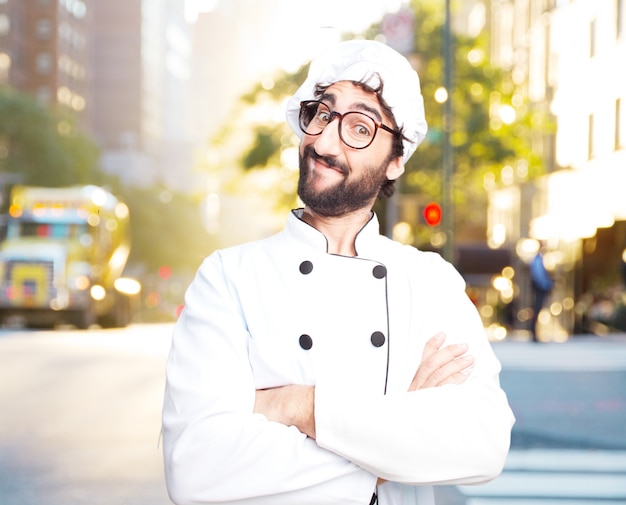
[385,157,405,181]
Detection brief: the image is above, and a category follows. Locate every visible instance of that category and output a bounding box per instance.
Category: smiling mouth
[308,150,348,176]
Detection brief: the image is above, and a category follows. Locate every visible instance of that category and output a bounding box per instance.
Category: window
[588,113,595,159]
[61,0,87,19]
[0,14,9,36]
[35,52,52,74]
[36,19,53,40]
[36,86,52,106]
[0,52,10,85]
[589,19,596,58]
[617,98,623,150]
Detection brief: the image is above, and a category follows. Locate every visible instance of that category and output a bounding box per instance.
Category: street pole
[442,0,454,262]
[382,6,415,239]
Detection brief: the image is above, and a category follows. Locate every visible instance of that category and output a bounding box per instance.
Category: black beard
[297,145,388,217]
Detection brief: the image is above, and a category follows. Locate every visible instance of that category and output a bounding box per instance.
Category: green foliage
[203,67,305,222]
[0,87,102,186]
[241,125,284,169]
[241,65,309,104]
[111,183,216,275]
[392,0,551,245]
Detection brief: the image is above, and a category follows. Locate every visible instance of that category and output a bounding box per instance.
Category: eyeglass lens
[299,101,378,149]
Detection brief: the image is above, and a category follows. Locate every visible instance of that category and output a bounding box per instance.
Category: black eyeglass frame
[298,100,399,150]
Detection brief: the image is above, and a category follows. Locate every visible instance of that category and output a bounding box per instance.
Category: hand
[254,385,316,439]
[408,332,474,391]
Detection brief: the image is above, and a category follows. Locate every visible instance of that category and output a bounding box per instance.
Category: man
[529,245,553,342]
[162,40,515,505]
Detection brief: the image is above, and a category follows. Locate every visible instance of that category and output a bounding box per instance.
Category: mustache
[302,145,349,176]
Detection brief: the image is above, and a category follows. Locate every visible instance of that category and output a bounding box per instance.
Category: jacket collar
[287,208,382,256]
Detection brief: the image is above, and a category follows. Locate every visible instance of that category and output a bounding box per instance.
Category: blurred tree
[107,182,217,320]
[199,67,307,227]
[241,124,284,169]
[0,87,214,288]
[379,0,551,247]
[111,183,216,275]
[0,87,102,186]
[202,1,552,249]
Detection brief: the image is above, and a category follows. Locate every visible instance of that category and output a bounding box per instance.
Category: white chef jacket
[162,209,515,505]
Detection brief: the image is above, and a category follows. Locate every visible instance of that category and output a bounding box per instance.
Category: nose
[312,114,342,156]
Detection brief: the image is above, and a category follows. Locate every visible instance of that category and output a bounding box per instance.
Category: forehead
[320,81,389,122]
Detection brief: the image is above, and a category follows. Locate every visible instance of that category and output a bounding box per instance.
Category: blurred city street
[0,324,173,505]
[1,324,625,504]
[1,1,626,502]
[438,336,626,504]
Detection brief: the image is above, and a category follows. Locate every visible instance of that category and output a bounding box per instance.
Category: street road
[1,325,625,504]
[0,324,174,505]
[438,336,626,504]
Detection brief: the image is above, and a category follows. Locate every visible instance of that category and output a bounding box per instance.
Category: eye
[345,113,374,138]
[316,109,331,124]
[354,123,372,137]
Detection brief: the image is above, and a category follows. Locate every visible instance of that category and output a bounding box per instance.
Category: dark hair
[313,75,408,199]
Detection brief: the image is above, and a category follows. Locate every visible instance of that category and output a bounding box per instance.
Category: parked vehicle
[0,185,140,328]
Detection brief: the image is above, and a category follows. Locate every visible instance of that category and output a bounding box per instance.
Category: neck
[301,207,373,256]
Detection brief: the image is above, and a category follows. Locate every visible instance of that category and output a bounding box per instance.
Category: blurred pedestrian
[162,39,514,505]
[529,246,554,342]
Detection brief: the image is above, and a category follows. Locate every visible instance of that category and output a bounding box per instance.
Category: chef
[162,39,515,505]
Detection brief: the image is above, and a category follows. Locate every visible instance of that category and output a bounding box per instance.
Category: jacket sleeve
[314,254,515,486]
[162,253,377,505]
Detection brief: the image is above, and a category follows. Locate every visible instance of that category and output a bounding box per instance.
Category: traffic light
[422,202,442,227]
[159,265,173,279]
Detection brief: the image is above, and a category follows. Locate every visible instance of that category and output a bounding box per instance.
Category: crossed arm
[254,332,474,440]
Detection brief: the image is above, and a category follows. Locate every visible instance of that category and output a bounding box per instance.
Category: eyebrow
[319,92,384,123]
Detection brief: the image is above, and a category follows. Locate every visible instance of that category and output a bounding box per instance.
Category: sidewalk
[492,333,626,451]
[492,332,626,371]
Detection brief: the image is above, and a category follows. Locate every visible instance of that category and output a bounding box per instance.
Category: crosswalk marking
[466,499,625,505]
[454,450,626,504]
[504,449,626,472]
[492,339,626,370]
[461,472,626,499]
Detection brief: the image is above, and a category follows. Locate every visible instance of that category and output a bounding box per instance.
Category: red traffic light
[423,202,442,226]
[159,265,173,279]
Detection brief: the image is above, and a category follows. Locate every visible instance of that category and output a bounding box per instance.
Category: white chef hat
[286,39,428,163]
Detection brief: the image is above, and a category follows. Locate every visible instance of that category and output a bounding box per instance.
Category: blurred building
[190,0,333,146]
[189,0,398,148]
[0,0,91,127]
[91,0,194,190]
[0,0,196,191]
[487,0,626,338]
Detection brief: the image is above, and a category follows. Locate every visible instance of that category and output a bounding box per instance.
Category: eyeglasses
[298,100,398,149]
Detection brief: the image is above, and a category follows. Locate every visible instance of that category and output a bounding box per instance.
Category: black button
[299,334,313,350]
[372,265,387,279]
[370,331,386,347]
[299,261,314,275]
